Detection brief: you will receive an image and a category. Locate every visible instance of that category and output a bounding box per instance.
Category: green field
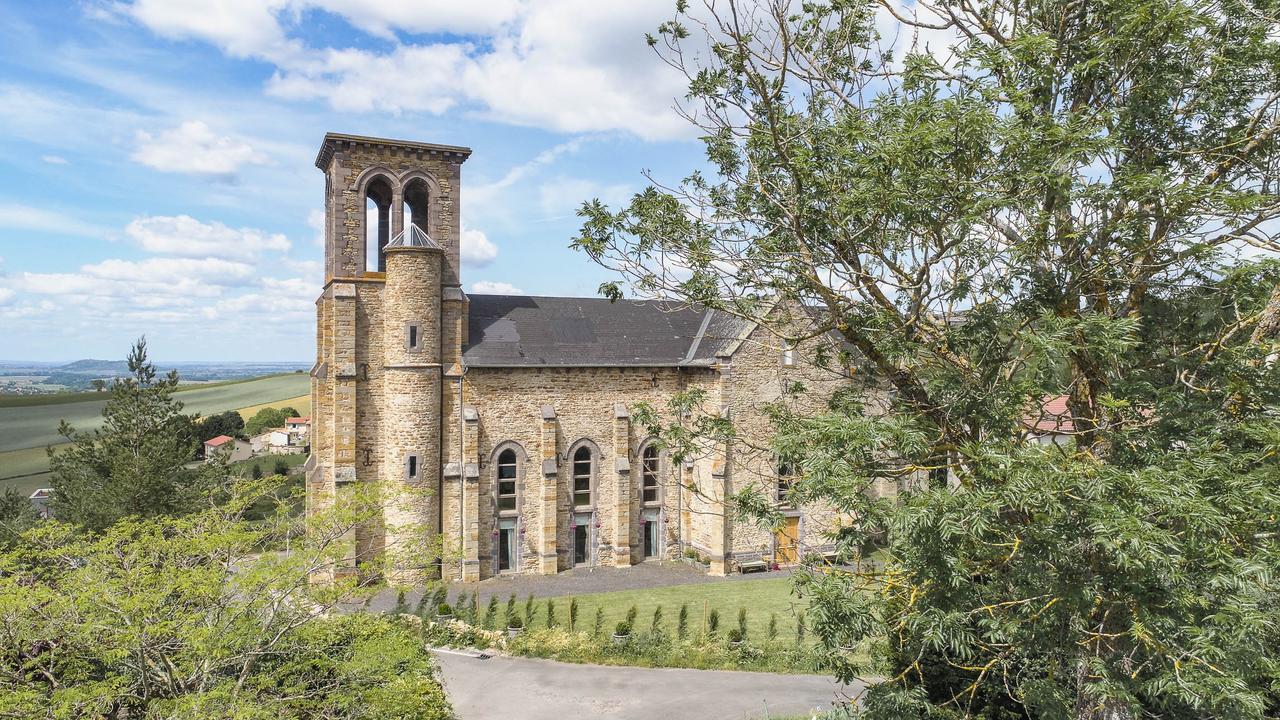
[0,374,310,454]
[0,374,311,489]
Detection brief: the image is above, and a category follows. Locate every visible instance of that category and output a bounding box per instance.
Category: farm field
[237,394,310,421]
[0,373,310,454]
[0,374,311,491]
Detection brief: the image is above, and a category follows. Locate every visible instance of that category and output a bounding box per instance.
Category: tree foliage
[578,1,1280,717]
[245,406,302,437]
[197,409,247,446]
[49,338,221,530]
[0,477,450,719]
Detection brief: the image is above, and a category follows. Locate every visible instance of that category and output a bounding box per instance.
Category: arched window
[364,175,393,273]
[496,448,518,513]
[572,446,593,508]
[403,177,431,236]
[641,444,659,505]
[776,455,799,506]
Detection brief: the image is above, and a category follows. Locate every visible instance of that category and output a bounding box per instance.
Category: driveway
[433,649,858,720]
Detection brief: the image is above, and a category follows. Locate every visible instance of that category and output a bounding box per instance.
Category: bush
[273,459,290,476]
[708,609,720,635]
[568,597,579,632]
[768,613,778,639]
[524,594,536,627]
[614,620,632,637]
[677,603,689,639]
[506,593,517,623]
[727,628,745,644]
[483,596,499,629]
[437,602,453,617]
[507,614,524,629]
[592,608,605,637]
[394,590,409,615]
[545,599,557,628]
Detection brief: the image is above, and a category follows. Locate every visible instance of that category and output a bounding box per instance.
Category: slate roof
[463,294,748,367]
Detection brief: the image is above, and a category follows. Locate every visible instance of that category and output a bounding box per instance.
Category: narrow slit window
[406,322,422,352]
[405,454,419,481]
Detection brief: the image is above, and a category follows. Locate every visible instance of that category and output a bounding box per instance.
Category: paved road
[433,650,858,720]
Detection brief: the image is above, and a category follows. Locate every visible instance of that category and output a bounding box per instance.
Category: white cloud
[459,226,497,266]
[0,288,13,305]
[131,121,268,176]
[303,0,522,37]
[114,0,294,60]
[0,203,110,238]
[471,280,523,295]
[307,208,326,247]
[111,0,692,140]
[125,214,290,260]
[41,155,68,165]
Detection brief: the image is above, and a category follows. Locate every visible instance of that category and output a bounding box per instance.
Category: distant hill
[57,359,128,373]
[2,361,309,395]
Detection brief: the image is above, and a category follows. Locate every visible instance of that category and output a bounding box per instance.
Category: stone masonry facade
[306,133,880,584]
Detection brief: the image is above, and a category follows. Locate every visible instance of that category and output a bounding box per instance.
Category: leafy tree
[244,406,302,436]
[89,378,106,392]
[49,338,222,530]
[0,487,40,549]
[197,409,246,445]
[273,459,291,476]
[0,476,449,719]
[578,2,1280,718]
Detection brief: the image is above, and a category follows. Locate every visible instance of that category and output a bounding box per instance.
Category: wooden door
[775,516,800,564]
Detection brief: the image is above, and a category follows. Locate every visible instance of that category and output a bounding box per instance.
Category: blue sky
[0,1,703,362]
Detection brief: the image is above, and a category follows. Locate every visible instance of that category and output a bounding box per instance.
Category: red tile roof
[1030,395,1074,433]
[205,435,234,447]
[286,416,310,424]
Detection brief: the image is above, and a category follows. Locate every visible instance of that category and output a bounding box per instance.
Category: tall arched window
[572,446,593,508]
[776,455,799,506]
[493,445,522,574]
[496,448,518,512]
[364,175,393,272]
[641,445,659,505]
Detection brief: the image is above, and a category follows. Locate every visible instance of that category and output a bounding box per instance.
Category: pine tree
[50,338,222,530]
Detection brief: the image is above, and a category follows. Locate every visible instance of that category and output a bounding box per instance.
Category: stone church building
[306,133,871,583]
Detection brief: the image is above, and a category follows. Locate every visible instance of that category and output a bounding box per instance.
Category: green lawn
[484,576,809,638]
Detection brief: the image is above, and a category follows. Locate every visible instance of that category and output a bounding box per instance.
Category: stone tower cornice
[315,132,473,170]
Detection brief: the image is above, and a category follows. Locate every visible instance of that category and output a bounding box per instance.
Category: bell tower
[308,133,471,582]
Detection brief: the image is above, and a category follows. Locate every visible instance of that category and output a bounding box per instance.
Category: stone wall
[457,365,721,578]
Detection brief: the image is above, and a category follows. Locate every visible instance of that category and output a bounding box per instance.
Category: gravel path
[432,649,857,720]
[364,561,793,612]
